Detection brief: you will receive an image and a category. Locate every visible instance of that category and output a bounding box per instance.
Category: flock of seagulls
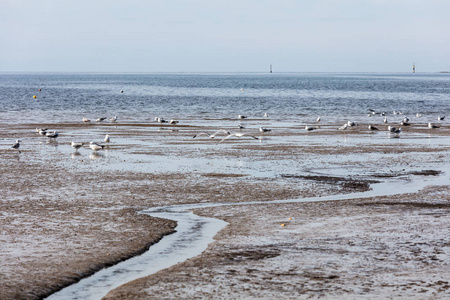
[10,110,448,153]
[83,116,118,123]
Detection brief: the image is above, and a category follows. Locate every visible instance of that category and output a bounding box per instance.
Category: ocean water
[0,72,449,125]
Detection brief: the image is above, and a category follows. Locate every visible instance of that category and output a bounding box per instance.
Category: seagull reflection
[90,151,105,160]
[71,152,82,159]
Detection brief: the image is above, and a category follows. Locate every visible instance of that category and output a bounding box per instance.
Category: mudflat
[1,121,449,299]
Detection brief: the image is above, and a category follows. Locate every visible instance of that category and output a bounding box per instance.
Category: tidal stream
[46,170,448,300]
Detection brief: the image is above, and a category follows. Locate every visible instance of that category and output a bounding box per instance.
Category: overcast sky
[1,0,449,73]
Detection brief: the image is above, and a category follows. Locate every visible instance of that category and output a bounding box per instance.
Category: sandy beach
[1,120,450,299]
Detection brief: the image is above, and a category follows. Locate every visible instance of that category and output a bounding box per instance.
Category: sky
[1,0,449,73]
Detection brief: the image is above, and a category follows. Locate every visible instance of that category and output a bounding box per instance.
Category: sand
[1,121,449,299]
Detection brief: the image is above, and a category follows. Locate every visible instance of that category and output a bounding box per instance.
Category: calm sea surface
[0,73,449,125]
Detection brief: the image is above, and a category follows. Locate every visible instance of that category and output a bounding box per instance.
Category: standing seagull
[338,123,348,130]
[238,115,247,120]
[96,117,107,122]
[89,141,105,152]
[259,127,271,134]
[316,116,321,123]
[46,131,59,138]
[12,140,21,153]
[368,125,379,131]
[83,117,91,123]
[71,142,84,151]
[104,134,110,143]
[438,116,445,121]
[109,116,118,123]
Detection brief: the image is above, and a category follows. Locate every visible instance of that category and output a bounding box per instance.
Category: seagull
[155,117,167,123]
[104,134,110,143]
[368,125,379,131]
[36,128,47,136]
[238,115,247,120]
[237,124,245,129]
[96,117,107,122]
[71,142,84,151]
[305,125,316,131]
[89,141,105,151]
[428,123,440,129]
[120,90,124,93]
[347,121,357,127]
[46,131,59,138]
[338,123,348,130]
[383,116,388,124]
[416,113,423,118]
[264,112,269,118]
[259,127,271,134]
[83,117,91,123]
[109,116,118,123]
[403,116,410,123]
[218,133,260,144]
[12,140,21,153]
[388,126,402,133]
[438,116,445,121]
[316,116,321,123]
[169,119,179,125]
[193,129,230,139]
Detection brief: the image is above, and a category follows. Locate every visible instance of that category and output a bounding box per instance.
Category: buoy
[281,224,285,227]
[38,89,41,91]
[120,90,123,93]
[33,95,37,99]
[288,217,292,220]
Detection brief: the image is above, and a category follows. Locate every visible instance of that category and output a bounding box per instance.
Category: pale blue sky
[1,0,449,72]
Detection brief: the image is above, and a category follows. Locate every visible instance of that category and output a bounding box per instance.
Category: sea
[0,72,449,126]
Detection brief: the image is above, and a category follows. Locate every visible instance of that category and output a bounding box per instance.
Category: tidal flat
[1,119,449,299]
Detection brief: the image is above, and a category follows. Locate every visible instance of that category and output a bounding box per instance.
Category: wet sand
[1,120,450,299]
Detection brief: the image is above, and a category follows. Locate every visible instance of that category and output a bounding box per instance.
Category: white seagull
[89,141,105,151]
[104,134,110,143]
[219,133,260,144]
[155,117,167,123]
[82,117,91,123]
[109,116,118,123]
[71,142,84,151]
[338,124,348,130]
[193,129,230,139]
[46,131,59,138]
[383,116,388,124]
[347,121,357,127]
[36,128,47,136]
[388,126,402,133]
[316,116,321,123]
[264,112,269,118]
